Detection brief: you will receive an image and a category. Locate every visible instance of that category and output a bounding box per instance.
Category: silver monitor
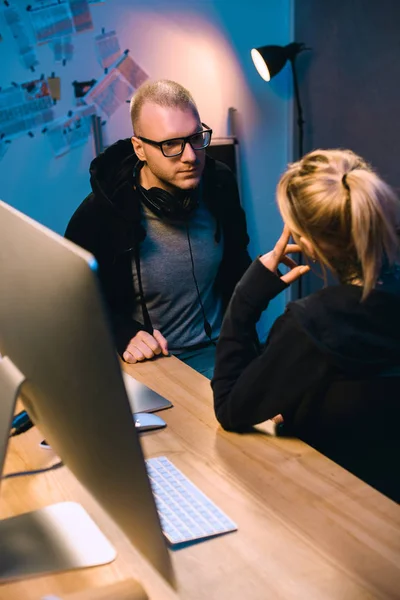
[0,200,174,586]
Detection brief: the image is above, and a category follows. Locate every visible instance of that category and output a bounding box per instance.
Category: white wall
[0,0,293,334]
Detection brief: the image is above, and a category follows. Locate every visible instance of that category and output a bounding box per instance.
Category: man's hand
[123,329,169,363]
[259,225,310,284]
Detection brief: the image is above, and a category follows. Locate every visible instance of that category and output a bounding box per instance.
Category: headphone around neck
[132,160,213,343]
[133,160,199,220]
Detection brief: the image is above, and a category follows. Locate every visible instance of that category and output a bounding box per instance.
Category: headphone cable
[185,223,213,342]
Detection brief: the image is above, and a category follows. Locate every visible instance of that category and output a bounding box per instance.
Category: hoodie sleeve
[65,197,147,357]
[216,163,252,307]
[211,259,331,431]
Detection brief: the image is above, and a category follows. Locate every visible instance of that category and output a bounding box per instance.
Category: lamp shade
[251,43,306,82]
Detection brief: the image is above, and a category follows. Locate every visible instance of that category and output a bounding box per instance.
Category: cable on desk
[9,410,34,437]
[2,461,64,480]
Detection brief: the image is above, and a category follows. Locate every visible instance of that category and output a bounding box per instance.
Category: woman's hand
[259,225,310,284]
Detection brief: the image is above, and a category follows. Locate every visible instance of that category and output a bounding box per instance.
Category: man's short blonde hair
[130,79,198,134]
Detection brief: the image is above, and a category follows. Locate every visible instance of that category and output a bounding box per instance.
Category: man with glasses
[65,80,251,378]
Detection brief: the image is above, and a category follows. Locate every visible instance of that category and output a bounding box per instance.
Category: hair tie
[342,173,350,191]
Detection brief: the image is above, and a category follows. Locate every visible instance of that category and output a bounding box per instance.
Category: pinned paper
[69,0,93,33]
[29,1,74,44]
[50,35,74,64]
[48,76,61,100]
[95,29,120,69]
[46,104,96,157]
[83,52,148,118]
[3,4,38,71]
[28,0,92,45]
[117,54,148,90]
[0,78,54,140]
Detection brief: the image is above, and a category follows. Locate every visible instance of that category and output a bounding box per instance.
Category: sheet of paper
[51,35,74,63]
[3,4,38,70]
[48,76,61,100]
[116,54,149,89]
[46,104,96,157]
[83,52,148,117]
[69,0,93,33]
[95,29,120,69]
[29,1,74,44]
[0,79,54,140]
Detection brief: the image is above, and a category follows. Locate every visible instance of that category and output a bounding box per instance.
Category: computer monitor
[0,200,174,586]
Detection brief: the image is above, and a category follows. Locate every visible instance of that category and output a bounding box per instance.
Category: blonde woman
[212,149,400,499]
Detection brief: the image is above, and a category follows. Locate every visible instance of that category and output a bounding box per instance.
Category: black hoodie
[65,139,251,355]
[212,259,400,431]
[212,259,400,500]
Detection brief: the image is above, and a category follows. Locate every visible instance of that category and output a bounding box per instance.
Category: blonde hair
[277,149,400,298]
[129,79,198,134]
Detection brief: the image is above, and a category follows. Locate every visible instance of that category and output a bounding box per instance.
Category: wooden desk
[1,356,399,600]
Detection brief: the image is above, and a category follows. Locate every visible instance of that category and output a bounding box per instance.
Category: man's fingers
[281,264,310,285]
[122,330,168,364]
[153,329,169,356]
[123,331,162,363]
[134,340,157,360]
[124,342,148,362]
[123,349,138,363]
[136,330,162,353]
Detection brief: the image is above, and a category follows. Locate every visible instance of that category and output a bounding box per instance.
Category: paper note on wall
[69,0,93,33]
[117,54,149,90]
[46,104,96,157]
[3,5,38,71]
[95,30,120,69]
[51,35,74,63]
[29,0,92,44]
[48,76,61,100]
[83,52,148,117]
[29,1,74,44]
[0,79,54,140]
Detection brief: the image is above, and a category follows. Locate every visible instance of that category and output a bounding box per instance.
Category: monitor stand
[0,356,116,582]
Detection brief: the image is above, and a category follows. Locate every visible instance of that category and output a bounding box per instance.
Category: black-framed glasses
[137,123,213,158]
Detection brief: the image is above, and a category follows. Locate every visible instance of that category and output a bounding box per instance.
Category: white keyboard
[146,456,237,545]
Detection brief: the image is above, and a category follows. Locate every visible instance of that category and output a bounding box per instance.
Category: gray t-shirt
[131,198,223,352]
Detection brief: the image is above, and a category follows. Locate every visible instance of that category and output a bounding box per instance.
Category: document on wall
[69,0,93,33]
[2,4,38,71]
[83,52,148,117]
[51,35,74,63]
[117,53,148,90]
[29,1,74,44]
[28,0,93,44]
[95,29,120,69]
[46,104,96,157]
[0,79,55,140]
